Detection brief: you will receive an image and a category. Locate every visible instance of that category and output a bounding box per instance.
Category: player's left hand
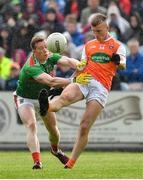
[76,59,87,71]
[75,73,92,85]
[111,53,120,65]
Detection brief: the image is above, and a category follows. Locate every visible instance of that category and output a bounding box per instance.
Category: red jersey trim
[13,94,18,109]
[29,56,35,66]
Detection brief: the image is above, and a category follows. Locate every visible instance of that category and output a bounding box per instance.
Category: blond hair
[90,13,107,27]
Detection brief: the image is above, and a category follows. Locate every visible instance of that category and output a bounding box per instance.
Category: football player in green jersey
[13,35,87,169]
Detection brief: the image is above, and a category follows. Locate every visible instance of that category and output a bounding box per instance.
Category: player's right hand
[75,73,92,85]
[76,59,87,71]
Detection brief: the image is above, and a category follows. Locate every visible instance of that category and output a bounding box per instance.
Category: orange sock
[65,159,76,169]
[32,152,41,163]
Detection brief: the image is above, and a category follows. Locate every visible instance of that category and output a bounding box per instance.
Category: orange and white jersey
[81,36,126,90]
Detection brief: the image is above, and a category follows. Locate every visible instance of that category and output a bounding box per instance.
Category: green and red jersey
[16,53,61,99]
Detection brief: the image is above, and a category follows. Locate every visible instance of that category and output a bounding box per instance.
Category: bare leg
[42,111,69,164]
[49,83,84,112]
[65,100,103,168]
[18,104,42,169]
[18,105,40,153]
[42,112,60,145]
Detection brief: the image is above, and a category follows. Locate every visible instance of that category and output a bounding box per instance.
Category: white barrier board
[0,92,143,148]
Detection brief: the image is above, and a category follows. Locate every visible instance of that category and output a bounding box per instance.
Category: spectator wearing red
[119,0,131,17]
[64,0,79,20]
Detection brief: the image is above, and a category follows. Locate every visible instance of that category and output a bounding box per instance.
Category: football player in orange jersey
[38,13,126,169]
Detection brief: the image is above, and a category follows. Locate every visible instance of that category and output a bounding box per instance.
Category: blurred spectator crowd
[1,0,143,91]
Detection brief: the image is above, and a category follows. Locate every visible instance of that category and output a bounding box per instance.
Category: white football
[47,32,67,53]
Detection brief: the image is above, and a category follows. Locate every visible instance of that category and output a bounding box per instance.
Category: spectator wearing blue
[42,0,64,22]
[64,14,84,46]
[42,0,65,14]
[5,62,20,91]
[118,38,143,90]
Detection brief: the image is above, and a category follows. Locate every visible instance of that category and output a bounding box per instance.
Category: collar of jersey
[33,54,40,65]
[33,54,48,65]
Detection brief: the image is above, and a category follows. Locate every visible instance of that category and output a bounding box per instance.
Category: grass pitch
[0,151,143,179]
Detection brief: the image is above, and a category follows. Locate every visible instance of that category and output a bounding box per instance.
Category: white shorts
[13,91,40,115]
[76,78,109,107]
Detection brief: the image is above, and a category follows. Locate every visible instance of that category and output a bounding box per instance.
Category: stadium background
[0,1,143,178]
[0,0,143,179]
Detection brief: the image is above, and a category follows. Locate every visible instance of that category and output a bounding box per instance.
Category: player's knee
[79,122,89,137]
[27,122,37,133]
[60,92,75,103]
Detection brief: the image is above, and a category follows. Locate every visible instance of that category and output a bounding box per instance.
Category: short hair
[127,38,140,46]
[90,13,107,27]
[30,35,45,50]
[65,14,77,24]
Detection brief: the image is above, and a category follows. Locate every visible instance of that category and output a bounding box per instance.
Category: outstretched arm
[34,73,71,87]
[58,56,87,71]
[58,56,79,69]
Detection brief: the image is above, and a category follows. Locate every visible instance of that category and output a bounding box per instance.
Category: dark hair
[130,12,141,25]
[46,8,56,14]
[30,35,45,50]
[91,13,107,27]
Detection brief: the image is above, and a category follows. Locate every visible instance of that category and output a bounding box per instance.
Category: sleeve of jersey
[116,43,126,64]
[52,53,62,64]
[81,46,88,61]
[26,65,44,78]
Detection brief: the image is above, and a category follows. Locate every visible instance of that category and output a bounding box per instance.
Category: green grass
[0,151,143,179]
